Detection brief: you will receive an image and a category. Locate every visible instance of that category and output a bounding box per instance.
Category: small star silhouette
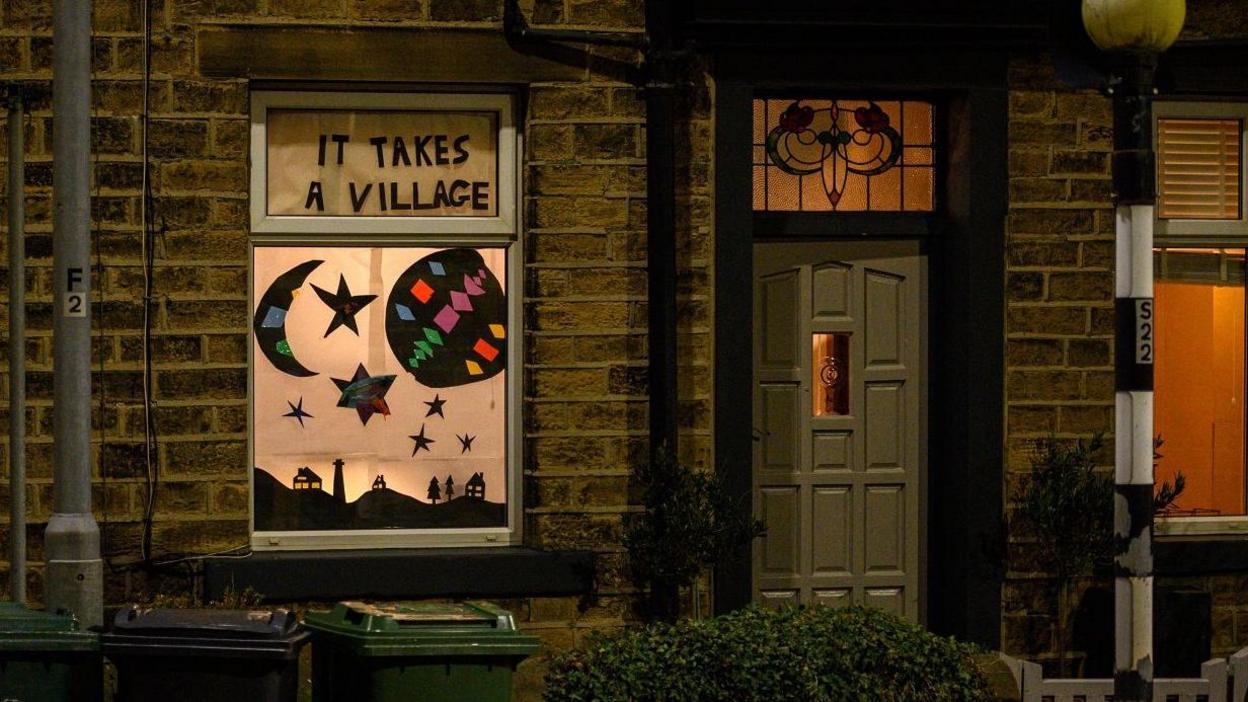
[424,394,447,419]
[312,274,377,338]
[283,397,314,427]
[409,424,435,456]
[457,433,475,454]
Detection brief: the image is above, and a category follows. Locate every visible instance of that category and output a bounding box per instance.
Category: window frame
[1154,100,1248,538]
[246,90,523,551]
[1154,101,1248,243]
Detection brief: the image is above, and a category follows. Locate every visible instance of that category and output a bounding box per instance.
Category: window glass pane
[1158,118,1242,220]
[752,98,936,212]
[1155,247,1247,517]
[813,333,850,416]
[251,245,509,531]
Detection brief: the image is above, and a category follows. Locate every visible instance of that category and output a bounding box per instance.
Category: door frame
[711,48,1008,648]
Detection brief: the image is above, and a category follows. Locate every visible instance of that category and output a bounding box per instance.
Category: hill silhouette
[254,467,505,531]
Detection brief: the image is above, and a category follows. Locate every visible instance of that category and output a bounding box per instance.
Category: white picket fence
[1001,648,1248,702]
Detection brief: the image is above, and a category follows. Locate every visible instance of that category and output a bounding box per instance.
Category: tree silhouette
[445,475,456,500]
[427,476,441,504]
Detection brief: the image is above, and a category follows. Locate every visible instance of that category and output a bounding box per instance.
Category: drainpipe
[7,87,26,605]
[45,0,102,627]
[1081,2,1184,700]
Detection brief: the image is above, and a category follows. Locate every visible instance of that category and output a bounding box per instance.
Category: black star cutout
[283,397,314,428]
[312,274,377,338]
[409,424,435,456]
[457,433,475,454]
[424,394,446,419]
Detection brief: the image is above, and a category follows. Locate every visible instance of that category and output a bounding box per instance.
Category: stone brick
[1007,272,1044,301]
[1050,150,1109,175]
[573,124,638,160]
[1006,339,1063,367]
[1007,306,1086,335]
[267,0,346,18]
[1009,121,1077,147]
[429,0,500,21]
[1048,272,1112,302]
[91,116,136,154]
[1008,371,1082,401]
[1009,178,1067,203]
[0,37,24,73]
[567,0,643,26]
[161,161,247,192]
[1059,405,1113,434]
[1067,339,1110,367]
[1052,92,1110,122]
[530,87,611,121]
[1009,240,1079,268]
[1008,92,1052,118]
[1008,406,1058,434]
[1010,149,1049,177]
[350,0,423,20]
[147,119,210,159]
[1008,209,1095,236]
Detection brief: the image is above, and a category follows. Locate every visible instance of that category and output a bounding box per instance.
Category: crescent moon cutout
[253,259,324,377]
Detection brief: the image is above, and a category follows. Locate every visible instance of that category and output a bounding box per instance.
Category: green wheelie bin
[0,602,101,702]
[305,601,539,702]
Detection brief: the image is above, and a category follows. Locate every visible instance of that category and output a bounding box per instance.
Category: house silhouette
[372,474,386,490]
[465,472,485,500]
[293,467,322,491]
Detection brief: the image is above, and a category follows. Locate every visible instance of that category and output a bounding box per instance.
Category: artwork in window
[1157,118,1241,220]
[251,245,508,532]
[1154,247,1247,517]
[813,333,850,416]
[752,99,935,212]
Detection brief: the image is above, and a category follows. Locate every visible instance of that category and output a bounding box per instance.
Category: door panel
[752,240,925,620]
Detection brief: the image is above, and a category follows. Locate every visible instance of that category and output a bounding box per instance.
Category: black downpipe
[644,0,680,622]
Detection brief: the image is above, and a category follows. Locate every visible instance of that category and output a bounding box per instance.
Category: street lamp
[1080,2,1184,702]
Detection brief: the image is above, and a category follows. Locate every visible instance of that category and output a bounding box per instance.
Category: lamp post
[1080,2,1185,701]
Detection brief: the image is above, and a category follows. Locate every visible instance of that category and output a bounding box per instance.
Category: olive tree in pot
[1013,435,1184,677]
[624,451,764,622]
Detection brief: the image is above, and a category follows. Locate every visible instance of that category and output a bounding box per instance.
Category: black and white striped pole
[1081,2,1185,701]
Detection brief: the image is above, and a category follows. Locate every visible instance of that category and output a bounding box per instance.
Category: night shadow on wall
[1071,584,1212,679]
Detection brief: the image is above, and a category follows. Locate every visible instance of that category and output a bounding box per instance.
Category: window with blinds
[1158,118,1242,220]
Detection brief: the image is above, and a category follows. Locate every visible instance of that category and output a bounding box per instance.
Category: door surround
[711,49,1008,648]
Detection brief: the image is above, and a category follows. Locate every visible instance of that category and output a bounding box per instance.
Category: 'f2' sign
[63,267,86,318]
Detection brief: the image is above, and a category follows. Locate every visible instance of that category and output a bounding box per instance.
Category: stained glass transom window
[752,99,936,212]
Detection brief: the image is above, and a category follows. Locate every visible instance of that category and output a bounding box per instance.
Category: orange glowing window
[752,98,936,212]
[1154,247,1247,518]
[813,333,850,416]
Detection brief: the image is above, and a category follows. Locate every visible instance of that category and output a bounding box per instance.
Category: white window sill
[1156,516,1248,539]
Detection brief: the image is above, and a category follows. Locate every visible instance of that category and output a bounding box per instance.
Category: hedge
[544,605,990,702]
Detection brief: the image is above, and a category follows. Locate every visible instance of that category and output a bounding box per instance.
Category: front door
[752,240,926,620]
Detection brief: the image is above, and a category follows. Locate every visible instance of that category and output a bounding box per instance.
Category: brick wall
[1001,50,1116,666]
[0,1,712,697]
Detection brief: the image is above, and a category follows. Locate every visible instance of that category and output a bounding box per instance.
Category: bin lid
[102,607,309,660]
[110,607,300,639]
[0,602,99,652]
[304,601,540,658]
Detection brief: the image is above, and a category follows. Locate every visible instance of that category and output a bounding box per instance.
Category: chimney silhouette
[332,458,346,503]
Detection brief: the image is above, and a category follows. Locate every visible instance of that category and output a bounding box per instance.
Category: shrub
[543,605,990,702]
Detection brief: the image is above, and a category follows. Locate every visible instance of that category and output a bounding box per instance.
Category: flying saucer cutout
[386,249,507,388]
[253,259,324,377]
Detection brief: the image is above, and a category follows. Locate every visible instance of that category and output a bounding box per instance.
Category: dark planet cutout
[386,249,506,388]
[254,259,324,378]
